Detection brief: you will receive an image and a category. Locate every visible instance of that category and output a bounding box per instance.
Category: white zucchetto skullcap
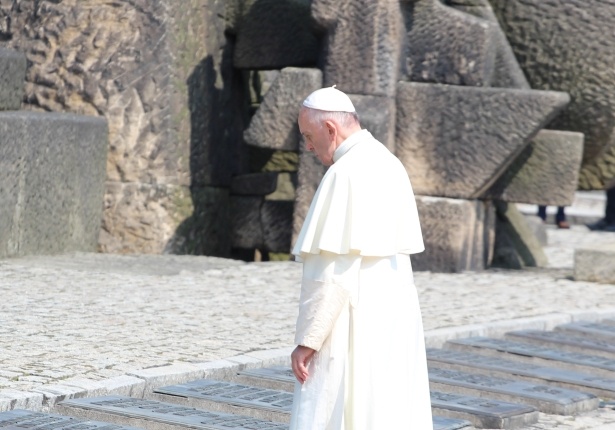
[302,85,356,113]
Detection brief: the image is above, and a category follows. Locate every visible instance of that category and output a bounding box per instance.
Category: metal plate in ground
[239,367,295,384]
[432,415,472,430]
[507,330,615,358]
[428,367,597,415]
[0,409,141,430]
[447,337,615,375]
[59,396,287,430]
[155,380,294,413]
[428,348,615,397]
[556,321,615,341]
[431,391,537,429]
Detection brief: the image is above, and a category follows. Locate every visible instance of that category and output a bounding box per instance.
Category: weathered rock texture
[447,0,529,89]
[411,196,495,272]
[244,68,322,151]
[395,82,570,199]
[575,244,615,284]
[0,48,26,110]
[489,0,615,189]
[0,0,248,255]
[312,0,404,96]
[228,0,320,69]
[401,0,496,86]
[0,112,108,258]
[348,95,396,153]
[487,130,584,206]
[491,201,547,270]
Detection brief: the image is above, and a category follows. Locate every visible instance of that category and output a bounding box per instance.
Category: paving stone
[244,68,322,152]
[56,396,287,430]
[428,367,598,415]
[230,0,319,69]
[0,112,108,259]
[428,348,615,399]
[489,0,615,189]
[312,0,404,96]
[431,390,537,429]
[412,197,495,272]
[486,130,584,206]
[506,330,615,361]
[401,0,496,86]
[555,321,615,343]
[574,244,615,284]
[446,337,615,379]
[0,48,26,111]
[0,409,142,430]
[395,82,570,199]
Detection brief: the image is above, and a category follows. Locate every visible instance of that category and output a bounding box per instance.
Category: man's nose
[307,143,314,152]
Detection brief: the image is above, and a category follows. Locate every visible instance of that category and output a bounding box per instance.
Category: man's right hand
[291,345,316,384]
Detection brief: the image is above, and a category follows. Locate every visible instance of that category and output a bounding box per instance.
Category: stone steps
[4,319,615,429]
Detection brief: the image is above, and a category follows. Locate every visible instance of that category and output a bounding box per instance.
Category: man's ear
[324,120,337,140]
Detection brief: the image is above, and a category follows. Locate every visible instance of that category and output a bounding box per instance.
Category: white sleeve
[294,251,361,351]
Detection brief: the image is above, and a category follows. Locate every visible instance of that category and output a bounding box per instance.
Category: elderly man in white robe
[289,86,433,430]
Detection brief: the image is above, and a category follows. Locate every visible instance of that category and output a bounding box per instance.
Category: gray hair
[303,108,360,128]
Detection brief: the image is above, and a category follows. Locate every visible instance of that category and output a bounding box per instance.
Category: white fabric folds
[292,130,424,260]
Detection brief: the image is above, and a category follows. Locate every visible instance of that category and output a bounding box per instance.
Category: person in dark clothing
[538,206,569,229]
[587,185,615,232]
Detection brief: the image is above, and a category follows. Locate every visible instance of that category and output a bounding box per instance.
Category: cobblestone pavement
[0,225,614,428]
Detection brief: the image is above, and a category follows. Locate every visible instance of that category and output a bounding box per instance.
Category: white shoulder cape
[292,130,424,259]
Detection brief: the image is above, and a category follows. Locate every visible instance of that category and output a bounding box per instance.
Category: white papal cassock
[289,129,433,430]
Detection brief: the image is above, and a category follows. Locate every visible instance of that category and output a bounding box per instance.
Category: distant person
[537,206,569,229]
[289,87,433,429]
[587,184,615,232]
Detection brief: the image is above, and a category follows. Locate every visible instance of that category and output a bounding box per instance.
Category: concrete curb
[5,308,615,413]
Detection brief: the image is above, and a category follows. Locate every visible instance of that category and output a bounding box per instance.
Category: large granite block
[486,130,584,206]
[101,184,230,256]
[230,196,263,250]
[449,1,529,89]
[292,144,327,248]
[348,95,396,153]
[395,82,570,199]
[489,0,615,189]
[0,48,26,110]
[401,0,496,87]
[411,196,495,273]
[0,112,108,258]
[2,1,248,254]
[575,244,615,284]
[491,201,547,269]
[262,200,294,253]
[229,0,320,69]
[312,0,404,96]
[244,68,322,151]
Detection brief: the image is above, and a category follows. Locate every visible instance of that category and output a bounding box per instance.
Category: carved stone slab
[447,337,615,379]
[0,409,140,430]
[153,380,292,422]
[58,396,288,430]
[556,321,615,342]
[0,48,26,111]
[428,348,615,399]
[428,366,598,415]
[432,416,473,430]
[431,391,537,429]
[507,330,615,360]
[395,82,570,199]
